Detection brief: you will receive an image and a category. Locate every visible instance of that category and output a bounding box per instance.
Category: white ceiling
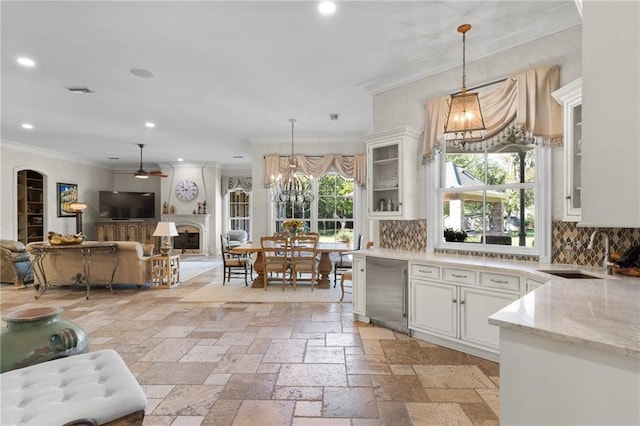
[1,1,581,171]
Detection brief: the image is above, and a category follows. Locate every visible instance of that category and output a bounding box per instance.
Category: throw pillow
[141,244,154,256]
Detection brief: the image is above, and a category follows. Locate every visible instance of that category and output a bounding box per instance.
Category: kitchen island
[352,247,640,425]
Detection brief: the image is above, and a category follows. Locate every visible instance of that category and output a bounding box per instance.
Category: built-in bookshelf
[17,170,45,244]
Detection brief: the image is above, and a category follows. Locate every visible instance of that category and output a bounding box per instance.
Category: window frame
[427,143,551,262]
[269,172,361,243]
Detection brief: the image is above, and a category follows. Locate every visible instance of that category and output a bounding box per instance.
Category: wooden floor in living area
[0,262,499,425]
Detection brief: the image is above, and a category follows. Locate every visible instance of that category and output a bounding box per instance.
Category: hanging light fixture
[444,24,486,146]
[270,119,315,207]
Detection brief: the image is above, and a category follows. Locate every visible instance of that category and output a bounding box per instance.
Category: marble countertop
[354,248,640,359]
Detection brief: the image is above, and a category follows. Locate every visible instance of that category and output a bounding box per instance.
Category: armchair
[226,230,248,249]
[0,240,33,288]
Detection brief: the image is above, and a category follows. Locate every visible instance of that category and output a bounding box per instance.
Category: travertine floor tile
[323,387,379,418]
[277,363,348,387]
[414,365,497,389]
[0,262,501,426]
[232,400,295,425]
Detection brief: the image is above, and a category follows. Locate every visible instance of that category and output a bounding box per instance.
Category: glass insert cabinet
[552,77,582,221]
[362,126,420,220]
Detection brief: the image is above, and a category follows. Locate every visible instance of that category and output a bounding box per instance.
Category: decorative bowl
[47,232,85,245]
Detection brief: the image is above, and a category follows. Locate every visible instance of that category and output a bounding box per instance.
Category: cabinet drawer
[480,272,520,292]
[443,267,477,285]
[411,264,440,280]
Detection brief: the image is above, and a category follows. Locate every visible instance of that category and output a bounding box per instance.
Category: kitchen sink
[537,270,603,279]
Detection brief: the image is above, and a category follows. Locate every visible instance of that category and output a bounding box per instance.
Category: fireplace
[161,214,210,256]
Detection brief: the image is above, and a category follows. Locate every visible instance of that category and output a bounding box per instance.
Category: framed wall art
[57,182,78,217]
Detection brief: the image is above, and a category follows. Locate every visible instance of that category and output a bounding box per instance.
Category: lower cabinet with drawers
[409,263,520,361]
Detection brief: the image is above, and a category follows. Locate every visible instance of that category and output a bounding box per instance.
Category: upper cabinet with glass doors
[362,126,420,220]
[552,78,582,221]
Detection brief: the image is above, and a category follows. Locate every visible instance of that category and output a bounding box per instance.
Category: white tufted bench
[1,349,147,426]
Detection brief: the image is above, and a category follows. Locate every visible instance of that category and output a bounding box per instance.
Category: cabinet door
[410,279,457,338]
[362,126,419,220]
[352,256,366,315]
[460,287,518,350]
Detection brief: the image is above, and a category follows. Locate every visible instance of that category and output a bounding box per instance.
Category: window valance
[264,154,367,187]
[423,65,563,160]
[225,176,252,193]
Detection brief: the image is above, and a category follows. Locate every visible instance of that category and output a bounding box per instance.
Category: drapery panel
[264,154,366,187]
[225,176,252,193]
[423,65,563,160]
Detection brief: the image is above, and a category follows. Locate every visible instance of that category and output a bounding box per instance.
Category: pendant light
[444,24,486,146]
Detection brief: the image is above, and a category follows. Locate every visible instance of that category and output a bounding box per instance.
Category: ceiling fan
[133,143,167,178]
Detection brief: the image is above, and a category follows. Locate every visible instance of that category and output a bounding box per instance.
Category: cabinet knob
[460,300,465,305]
[565,195,572,200]
[452,298,457,303]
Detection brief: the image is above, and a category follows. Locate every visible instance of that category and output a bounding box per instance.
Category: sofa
[27,241,153,289]
[0,240,34,288]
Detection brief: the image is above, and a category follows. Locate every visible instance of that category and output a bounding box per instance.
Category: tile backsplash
[379,219,640,266]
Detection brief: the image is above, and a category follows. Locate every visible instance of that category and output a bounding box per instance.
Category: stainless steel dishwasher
[365,257,409,334]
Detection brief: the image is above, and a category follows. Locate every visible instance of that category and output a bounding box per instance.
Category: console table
[149,255,180,288]
[28,242,118,299]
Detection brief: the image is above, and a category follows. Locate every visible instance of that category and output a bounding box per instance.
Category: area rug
[181,279,351,304]
[179,259,220,282]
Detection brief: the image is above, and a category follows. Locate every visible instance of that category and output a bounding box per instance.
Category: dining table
[232,241,352,289]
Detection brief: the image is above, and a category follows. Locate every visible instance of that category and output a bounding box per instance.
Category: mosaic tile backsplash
[379,219,640,266]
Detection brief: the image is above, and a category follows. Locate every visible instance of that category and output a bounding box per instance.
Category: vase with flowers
[282,219,303,237]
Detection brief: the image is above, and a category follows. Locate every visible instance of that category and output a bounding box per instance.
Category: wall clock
[175,179,199,201]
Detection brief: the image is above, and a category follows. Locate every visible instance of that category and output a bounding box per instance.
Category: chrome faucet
[587,230,616,275]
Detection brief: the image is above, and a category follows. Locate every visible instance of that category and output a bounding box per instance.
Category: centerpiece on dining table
[282,219,304,237]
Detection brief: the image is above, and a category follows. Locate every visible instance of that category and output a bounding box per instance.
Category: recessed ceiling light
[21,123,33,130]
[145,122,155,128]
[177,158,184,162]
[17,57,35,67]
[318,1,337,15]
[233,155,244,159]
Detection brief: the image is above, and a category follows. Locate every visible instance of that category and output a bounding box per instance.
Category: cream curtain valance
[225,176,253,193]
[264,154,366,187]
[423,65,563,160]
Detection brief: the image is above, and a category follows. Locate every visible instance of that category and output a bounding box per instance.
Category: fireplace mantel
[161,214,211,256]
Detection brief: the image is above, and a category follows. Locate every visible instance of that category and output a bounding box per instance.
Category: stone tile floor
[1,263,499,425]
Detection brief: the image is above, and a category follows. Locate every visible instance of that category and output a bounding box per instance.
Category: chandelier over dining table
[270,119,315,206]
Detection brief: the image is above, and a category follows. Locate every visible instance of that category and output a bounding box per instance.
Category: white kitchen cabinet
[460,287,518,350]
[361,126,420,220]
[551,78,582,221]
[410,280,457,338]
[351,255,366,316]
[409,262,520,359]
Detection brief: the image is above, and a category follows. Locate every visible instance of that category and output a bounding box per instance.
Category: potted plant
[444,228,467,242]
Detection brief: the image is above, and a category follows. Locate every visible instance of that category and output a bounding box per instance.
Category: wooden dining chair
[260,235,290,291]
[220,234,248,285]
[290,234,319,291]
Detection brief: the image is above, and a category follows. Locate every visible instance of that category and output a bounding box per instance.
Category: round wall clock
[175,179,199,201]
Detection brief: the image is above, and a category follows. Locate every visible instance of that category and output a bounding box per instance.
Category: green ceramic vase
[0,306,89,373]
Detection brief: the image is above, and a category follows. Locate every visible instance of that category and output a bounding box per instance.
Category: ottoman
[1,350,147,426]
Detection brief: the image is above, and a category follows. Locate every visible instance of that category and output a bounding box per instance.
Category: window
[431,136,549,257]
[273,173,357,243]
[228,190,250,235]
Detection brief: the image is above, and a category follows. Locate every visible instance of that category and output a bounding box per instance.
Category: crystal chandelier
[270,119,314,206]
[444,24,486,147]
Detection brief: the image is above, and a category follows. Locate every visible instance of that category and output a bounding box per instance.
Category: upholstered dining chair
[260,235,290,291]
[290,234,319,291]
[333,233,363,287]
[220,235,248,285]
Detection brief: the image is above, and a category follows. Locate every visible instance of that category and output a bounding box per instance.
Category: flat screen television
[98,191,156,220]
